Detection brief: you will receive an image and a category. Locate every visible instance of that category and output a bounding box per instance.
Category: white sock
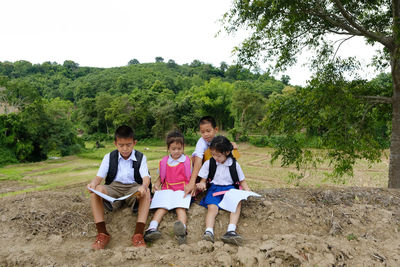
[205,227,214,234]
[227,224,236,232]
[148,220,159,230]
[183,223,186,229]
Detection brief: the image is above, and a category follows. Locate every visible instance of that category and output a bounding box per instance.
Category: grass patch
[346,233,358,241]
[0,141,389,197]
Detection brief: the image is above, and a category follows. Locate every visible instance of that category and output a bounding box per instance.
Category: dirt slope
[1,186,400,266]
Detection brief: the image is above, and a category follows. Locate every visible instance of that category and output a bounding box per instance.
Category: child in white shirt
[196,135,250,246]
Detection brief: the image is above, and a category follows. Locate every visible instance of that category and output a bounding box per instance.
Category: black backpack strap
[207,158,217,187]
[105,150,119,185]
[132,150,143,184]
[132,150,152,194]
[229,158,240,189]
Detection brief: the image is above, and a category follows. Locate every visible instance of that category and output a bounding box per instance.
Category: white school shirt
[198,157,245,186]
[192,137,209,159]
[157,154,188,174]
[97,150,150,184]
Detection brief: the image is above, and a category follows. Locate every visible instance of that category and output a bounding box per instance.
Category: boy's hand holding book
[137,185,148,197]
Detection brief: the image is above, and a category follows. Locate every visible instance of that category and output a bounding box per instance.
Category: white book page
[218,189,261,213]
[150,190,191,210]
[88,187,139,203]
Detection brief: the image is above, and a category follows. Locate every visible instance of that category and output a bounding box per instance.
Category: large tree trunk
[389,50,400,188]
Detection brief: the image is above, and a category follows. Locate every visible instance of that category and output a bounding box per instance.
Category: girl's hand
[240,180,251,191]
[154,181,161,191]
[196,181,207,191]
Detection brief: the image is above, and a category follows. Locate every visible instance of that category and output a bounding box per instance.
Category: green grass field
[0,141,389,197]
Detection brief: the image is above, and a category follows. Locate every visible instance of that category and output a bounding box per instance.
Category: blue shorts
[199,184,235,208]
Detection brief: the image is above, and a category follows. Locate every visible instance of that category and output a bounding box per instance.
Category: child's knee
[140,189,151,202]
[208,204,219,213]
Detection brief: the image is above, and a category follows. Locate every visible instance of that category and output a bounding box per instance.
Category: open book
[88,187,140,203]
[150,190,191,210]
[218,189,261,213]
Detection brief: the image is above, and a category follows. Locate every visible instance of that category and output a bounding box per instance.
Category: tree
[128,59,140,65]
[223,0,400,187]
[167,59,177,68]
[155,57,164,63]
[150,89,176,138]
[220,61,228,73]
[63,60,79,70]
[231,81,266,132]
[193,78,234,130]
[280,75,290,85]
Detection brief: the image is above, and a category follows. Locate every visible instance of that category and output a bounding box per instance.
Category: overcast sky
[0,0,385,86]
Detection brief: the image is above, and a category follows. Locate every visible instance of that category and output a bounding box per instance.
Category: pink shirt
[160,155,191,191]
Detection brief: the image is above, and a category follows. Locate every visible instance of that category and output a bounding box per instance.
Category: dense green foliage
[223,0,396,183]
[265,65,391,177]
[0,59,286,165]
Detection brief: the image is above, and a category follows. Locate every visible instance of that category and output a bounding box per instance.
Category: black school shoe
[202,231,214,243]
[144,228,162,242]
[173,221,187,245]
[221,231,243,246]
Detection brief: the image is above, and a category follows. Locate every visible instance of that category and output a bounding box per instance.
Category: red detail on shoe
[91,233,110,250]
[132,233,147,248]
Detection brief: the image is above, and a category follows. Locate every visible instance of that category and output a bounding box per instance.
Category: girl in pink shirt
[144,130,191,244]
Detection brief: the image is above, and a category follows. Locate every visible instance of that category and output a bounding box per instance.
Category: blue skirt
[199,184,235,208]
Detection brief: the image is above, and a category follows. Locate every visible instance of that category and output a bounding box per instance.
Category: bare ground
[1,185,400,266]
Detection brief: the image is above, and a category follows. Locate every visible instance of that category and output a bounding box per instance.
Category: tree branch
[331,0,393,49]
[355,95,393,104]
[332,36,355,60]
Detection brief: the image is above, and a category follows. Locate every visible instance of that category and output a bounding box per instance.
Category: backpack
[207,157,240,189]
[105,149,152,192]
[159,155,191,184]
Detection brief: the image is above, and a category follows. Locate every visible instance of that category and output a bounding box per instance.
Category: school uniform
[97,150,150,205]
[198,157,245,208]
[192,137,211,161]
[158,154,191,191]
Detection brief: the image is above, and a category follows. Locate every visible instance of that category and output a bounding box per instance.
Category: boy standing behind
[87,125,151,249]
[185,116,239,196]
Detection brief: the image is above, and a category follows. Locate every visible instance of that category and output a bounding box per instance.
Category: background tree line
[0,58,287,165]
[0,57,393,185]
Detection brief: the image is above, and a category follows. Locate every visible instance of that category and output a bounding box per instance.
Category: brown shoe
[132,233,146,248]
[92,233,110,250]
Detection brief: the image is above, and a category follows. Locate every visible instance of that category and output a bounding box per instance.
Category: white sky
[0,0,386,86]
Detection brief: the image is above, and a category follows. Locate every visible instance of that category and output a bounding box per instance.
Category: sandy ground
[1,185,400,266]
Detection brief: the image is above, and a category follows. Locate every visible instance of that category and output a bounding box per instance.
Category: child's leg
[134,189,151,236]
[202,204,218,242]
[149,208,168,228]
[221,202,243,245]
[136,189,151,223]
[174,208,188,244]
[205,204,219,229]
[228,201,242,227]
[90,185,111,250]
[90,185,107,223]
[144,208,165,243]
[175,208,187,225]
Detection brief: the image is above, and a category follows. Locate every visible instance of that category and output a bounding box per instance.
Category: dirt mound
[1,186,400,266]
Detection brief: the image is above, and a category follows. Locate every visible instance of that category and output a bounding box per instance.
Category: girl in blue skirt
[196,135,250,245]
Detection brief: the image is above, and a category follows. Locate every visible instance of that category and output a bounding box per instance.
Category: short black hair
[166,130,185,148]
[209,135,234,158]
[199,116,217,128]
[114,125,135,141]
